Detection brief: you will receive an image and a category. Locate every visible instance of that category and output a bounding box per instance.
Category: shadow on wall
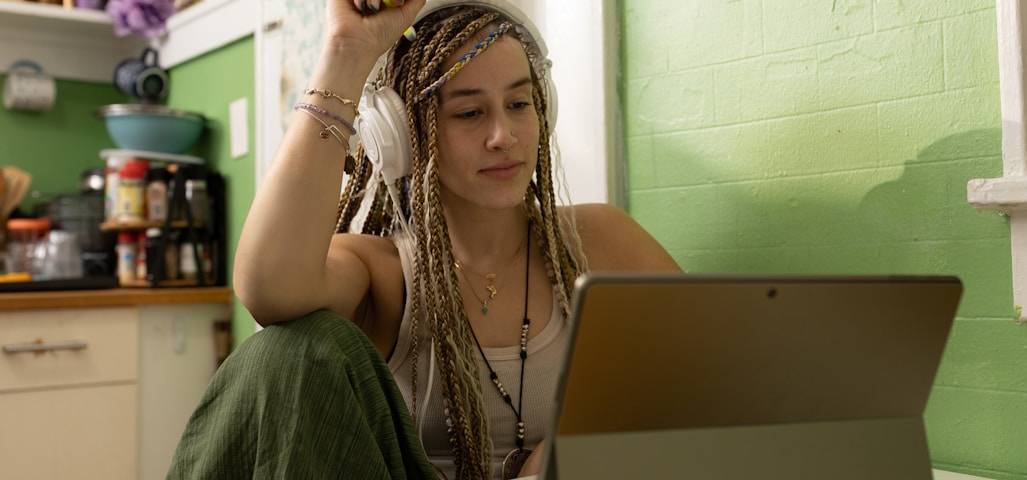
[856,128,1005,273]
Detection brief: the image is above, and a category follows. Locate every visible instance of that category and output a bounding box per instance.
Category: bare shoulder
[560,203,681,272]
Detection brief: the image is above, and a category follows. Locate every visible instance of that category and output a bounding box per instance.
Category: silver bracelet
[295,107,349,151]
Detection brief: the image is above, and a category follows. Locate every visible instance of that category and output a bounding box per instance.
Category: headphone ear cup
[356,85,413,183]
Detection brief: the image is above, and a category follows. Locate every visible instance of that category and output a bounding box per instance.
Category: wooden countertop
[0,287,233,312]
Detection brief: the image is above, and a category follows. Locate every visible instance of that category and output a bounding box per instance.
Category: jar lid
[120,159,150,178]
[7,218,52,232]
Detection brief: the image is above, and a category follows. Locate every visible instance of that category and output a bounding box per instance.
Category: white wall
[519,0,618,206]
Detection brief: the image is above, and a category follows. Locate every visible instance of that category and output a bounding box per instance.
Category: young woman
[222,1,680,479]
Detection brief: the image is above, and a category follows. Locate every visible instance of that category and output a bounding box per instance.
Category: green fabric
[166,309,438,480]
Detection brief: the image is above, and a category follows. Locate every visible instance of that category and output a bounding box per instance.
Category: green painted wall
[621,0,1024,478]
[164,36,258,346]
[0,78,124,213]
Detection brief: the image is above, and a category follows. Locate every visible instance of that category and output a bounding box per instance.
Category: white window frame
[966,0,1027,323]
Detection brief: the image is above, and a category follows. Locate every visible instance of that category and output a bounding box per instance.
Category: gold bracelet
[303,88,359,116]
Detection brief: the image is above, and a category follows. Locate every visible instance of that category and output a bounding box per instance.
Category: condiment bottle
[145,167,169,222]
[180,241,198,281]
[185,178,208,224]
[117,159,149,222]
[116,232,136,285]
[135,231,147,281]
[105,155,129,221]
[144,227,163,281]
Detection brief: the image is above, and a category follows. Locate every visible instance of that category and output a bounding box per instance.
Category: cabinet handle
[2,341,88,354]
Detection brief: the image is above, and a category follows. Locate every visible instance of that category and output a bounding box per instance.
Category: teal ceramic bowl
[95,104,205,154]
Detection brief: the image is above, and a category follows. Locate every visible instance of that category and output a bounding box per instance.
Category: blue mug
[113,47,169,102]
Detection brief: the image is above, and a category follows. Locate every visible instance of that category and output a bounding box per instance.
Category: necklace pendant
[481,303,489,314]
[486,284,498,299]
[502,448,533,480]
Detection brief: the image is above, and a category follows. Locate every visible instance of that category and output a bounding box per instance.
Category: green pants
[166,310,437,479]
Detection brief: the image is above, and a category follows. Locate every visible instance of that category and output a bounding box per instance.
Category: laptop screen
[539,273,962,480]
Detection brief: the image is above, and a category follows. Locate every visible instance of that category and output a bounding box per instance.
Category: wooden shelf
[118,278,205,288]
[0,1,146,82]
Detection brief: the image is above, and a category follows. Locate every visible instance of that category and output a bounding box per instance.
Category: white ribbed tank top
[388,235,570,480]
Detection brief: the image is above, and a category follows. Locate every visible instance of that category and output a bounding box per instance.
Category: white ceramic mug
[2,60,56,112]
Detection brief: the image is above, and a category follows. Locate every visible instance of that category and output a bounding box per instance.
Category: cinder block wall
[619,1,1027,477]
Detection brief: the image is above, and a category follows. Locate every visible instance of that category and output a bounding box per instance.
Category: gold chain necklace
[454,233,527,314]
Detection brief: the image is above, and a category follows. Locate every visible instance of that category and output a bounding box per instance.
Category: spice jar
[117,159,149,222]
[105,155,129,221]
[116,232,137,285]
[145,167,169,222]
[5,218,51,275]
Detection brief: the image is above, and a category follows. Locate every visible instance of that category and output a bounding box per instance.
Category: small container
[135,231,147,280]
[105,155,130,221]
[145,167,169,222]
[117,159,149,222]
[6,218,51,275]
[36,230,84,280]
[179,241,197,281]
[144,227,163,281]
[116,232,137,285]
[184,178,208,224]
[164,231,180,280]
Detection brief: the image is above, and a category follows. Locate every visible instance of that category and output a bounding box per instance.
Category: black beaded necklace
[466,225,532,480]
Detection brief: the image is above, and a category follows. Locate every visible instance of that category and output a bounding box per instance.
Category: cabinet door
[0,307,138,392]
[0,383,137,480]
[137,303,225,480]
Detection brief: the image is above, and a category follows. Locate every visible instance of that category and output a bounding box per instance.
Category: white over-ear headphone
[355,0,557,184]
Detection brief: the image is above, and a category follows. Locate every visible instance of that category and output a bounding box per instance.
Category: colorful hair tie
[415,21,512,102]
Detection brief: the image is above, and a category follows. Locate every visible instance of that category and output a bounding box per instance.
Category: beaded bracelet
[303,88,359,117]
[294,102,357,136]
[295,106,348,146]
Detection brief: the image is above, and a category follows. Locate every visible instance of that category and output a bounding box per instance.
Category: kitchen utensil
[2,60,56,112]
[1,166,31,220]
[95,103,206,154]
[112,47,169,103]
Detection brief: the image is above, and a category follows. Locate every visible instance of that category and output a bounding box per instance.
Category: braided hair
[335,6,585,478]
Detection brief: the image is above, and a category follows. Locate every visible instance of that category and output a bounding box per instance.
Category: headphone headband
[356,0,556,183]
[413,0,548,58]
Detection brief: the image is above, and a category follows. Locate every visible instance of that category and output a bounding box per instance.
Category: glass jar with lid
[6,218,51,275]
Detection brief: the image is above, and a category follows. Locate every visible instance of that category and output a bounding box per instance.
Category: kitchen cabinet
[0,288,232,480]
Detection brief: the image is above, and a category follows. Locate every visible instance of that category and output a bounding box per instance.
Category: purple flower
[106,0,176,38]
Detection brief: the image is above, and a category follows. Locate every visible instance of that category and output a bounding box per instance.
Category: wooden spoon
[0,166,32,221]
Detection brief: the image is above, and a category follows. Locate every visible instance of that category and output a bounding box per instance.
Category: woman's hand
[321,0,425,63]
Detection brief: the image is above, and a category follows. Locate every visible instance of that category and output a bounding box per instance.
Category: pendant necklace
[455,235,526,315]
[466,225,532,480]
